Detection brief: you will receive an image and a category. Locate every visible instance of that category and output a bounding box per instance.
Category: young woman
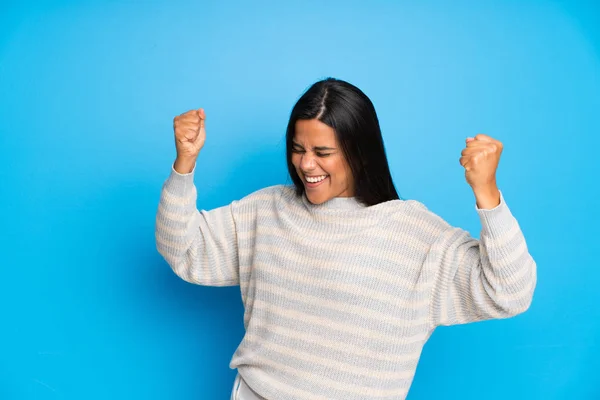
[155,78,537,400]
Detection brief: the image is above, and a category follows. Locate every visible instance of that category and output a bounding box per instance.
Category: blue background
[1,0,599,399]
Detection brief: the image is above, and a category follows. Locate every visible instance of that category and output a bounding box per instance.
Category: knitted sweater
[155,165,537,400]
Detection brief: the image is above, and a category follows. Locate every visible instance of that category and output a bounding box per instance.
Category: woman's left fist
[459,134,503,190]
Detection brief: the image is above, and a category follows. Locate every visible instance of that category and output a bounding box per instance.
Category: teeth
[306,175,327,183]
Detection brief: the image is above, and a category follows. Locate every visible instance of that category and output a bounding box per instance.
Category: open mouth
[304,175,329,188]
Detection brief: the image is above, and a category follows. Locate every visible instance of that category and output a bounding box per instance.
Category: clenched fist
[460,133,502,208]
[173,108,206,174]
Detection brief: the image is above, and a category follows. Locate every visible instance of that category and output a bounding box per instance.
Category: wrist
[173,157,197,174]
[472,184,500,209]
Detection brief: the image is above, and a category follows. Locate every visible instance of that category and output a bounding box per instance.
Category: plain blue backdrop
[1,0,599,399]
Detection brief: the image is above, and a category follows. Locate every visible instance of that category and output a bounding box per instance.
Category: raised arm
[428,134,536,327]
[155,108,240,286]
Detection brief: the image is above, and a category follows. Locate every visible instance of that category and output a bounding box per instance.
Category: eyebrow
[292,141,336,151]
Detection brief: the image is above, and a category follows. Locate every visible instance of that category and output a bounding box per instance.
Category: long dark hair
[286,77,400,206]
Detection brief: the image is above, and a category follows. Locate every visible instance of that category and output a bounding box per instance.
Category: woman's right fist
[173,108,206,161]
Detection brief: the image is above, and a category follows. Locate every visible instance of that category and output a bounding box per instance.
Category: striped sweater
[155,164,537,400]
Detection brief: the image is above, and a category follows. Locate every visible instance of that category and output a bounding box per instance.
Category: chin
[306,192,329,205]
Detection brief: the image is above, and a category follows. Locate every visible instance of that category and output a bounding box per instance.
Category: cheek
[328,159,352,187]
[326,157,346,177]
[291,154,300,169]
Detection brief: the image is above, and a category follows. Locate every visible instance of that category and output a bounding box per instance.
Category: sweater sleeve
[426,191,537,328]
[155,164,240,286]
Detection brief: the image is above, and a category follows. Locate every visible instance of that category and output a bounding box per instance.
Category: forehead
[293,119,337,144]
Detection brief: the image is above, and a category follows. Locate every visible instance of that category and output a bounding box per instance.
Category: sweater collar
[301,192,366,212]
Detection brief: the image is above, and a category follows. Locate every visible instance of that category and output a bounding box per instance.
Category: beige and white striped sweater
[155,165,536,400]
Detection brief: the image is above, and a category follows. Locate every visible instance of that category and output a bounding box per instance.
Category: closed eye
[292,148,331,157]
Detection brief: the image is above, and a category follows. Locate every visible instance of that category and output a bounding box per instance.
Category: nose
[299,152,316,171]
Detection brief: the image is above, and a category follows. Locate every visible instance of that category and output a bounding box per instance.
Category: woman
[155,78,537,400]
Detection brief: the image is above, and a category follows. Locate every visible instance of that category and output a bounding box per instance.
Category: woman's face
[291,119,355,204]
